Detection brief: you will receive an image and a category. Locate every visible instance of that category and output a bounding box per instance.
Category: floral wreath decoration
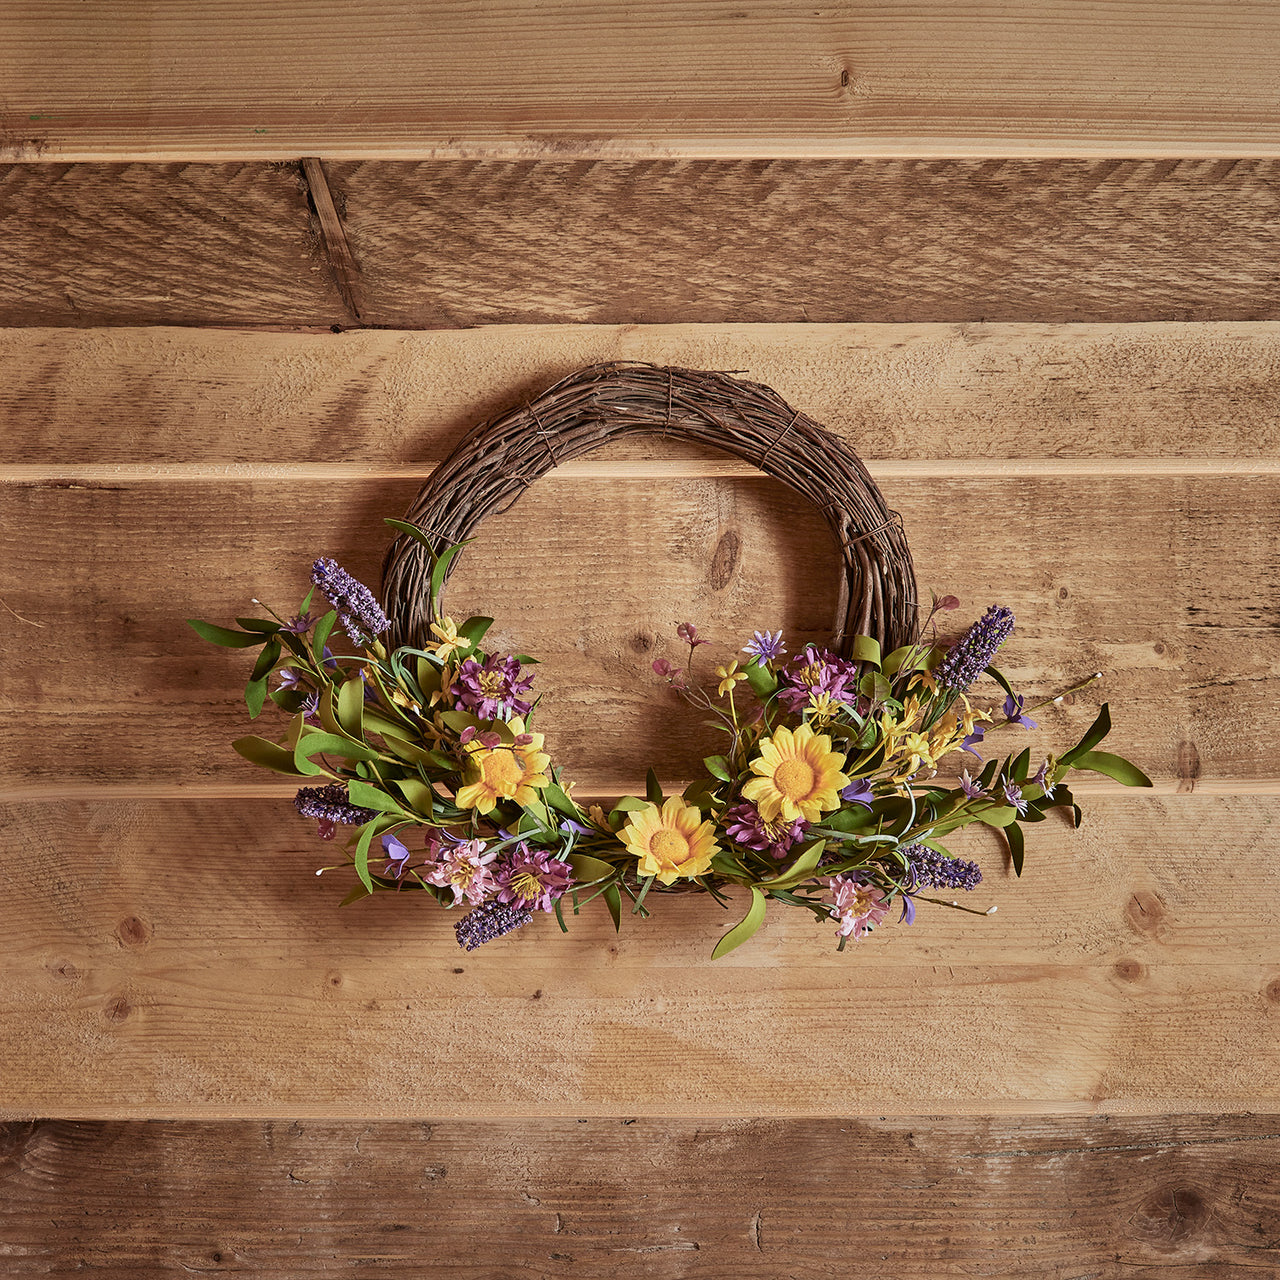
[192,363,1151,957]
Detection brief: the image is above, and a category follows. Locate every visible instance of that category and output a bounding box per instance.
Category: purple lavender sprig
[454,900,534,951]
[310,557,391,645]
[294,784,379,840]
[902,843,983,891]
[933,605,1015,692]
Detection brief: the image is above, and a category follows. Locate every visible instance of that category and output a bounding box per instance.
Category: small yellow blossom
[806,691,841,722]
[715,661,748,698]
[429,616,465,661]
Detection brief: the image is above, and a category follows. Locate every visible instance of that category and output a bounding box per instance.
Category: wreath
[193,362,1150,956]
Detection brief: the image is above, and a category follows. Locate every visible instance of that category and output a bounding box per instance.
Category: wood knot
[629,631,654,653]
[1058,586,1069,600]
[1126,890,1167,936]
[115,916,152,947]
[1132,1184,1211,1247]
[1114,958,1146,983]
[1264,977,1280,1004]
[102,995,132,1025]
[708,530,741,591]
[47,959,81,981]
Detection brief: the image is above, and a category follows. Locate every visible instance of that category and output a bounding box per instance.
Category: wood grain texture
[5,3,1280,159]
[332,158,1280,327]
[6,160,1280,327]
[5,323,1279,465]
[2,796,1279,1117]
[0,469,1273,789]
[0,162,345,328]
[4,1115,1280,1275]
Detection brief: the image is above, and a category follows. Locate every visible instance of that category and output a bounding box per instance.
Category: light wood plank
[7,161,1279,327]
[0,469,1273,789]
[1,797,1278,1118]
[0,162,346,328]
[4,323,1279,465]
[3,1116,1278,1275]
[5,3,1280,159]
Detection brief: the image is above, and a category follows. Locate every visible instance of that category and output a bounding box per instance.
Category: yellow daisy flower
[620,797,720,885]
[454,716,550,813]
[715,661,748,697]
[741,723,851,823]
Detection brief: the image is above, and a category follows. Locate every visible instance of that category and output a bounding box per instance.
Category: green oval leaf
[188,619,264,648]
[232,735,305,776]
[711,886,767,960]
[1071,749,1153,788]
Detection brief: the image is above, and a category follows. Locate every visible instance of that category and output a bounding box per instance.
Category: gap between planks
[4,458,1280,484]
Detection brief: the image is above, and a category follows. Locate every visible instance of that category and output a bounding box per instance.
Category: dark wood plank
[3,161,1279,328]
[0,162,346,328]
[3,1117,1280,1275]
[334,159,1280,326]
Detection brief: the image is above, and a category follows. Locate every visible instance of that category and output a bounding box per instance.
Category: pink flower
[824,876,889,940]
[424,838,500,906]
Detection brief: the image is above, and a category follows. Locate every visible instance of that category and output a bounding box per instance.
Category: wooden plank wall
[3,6,1280,1274]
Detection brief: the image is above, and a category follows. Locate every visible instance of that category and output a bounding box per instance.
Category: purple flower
[934,605,1015,692]
[454,900,534,951]
[1001,779,1029,816]
[311,557,391,644]
[960,725,985,757]
[294,784,378,840]
[283,612,313,635]
[840,778,875,808]
[277,668,304,692]
[1003,692,1038,730]
[723,802,809,859]
[424,838,500,906]
[677,622,709,649]
[902,843,983,891]
[495,844,575,912]
[455,654,534,721]
[1031,758,1057,798]
[958,769,984,799]
[742,629,786,667]
[777,646,858,714]
[381,832,414,879]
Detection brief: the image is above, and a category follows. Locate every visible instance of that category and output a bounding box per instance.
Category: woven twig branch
[383,362,918,657]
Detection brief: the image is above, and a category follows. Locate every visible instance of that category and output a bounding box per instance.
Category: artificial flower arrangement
[191,518,1151,957]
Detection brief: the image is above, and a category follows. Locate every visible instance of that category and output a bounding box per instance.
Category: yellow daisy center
[478,749,524,792]
[650,828,690,862]
[773,757,816,800]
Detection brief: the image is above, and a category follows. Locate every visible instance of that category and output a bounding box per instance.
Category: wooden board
[4,1115,1279,1275]
[2,796,1279,1118]
[7,161,1280,327]
[5,323,1280,465]
[5,3,1280,160]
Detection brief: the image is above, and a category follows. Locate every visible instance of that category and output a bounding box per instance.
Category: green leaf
[1059,704,1114,766]
[312,610,337,661]
[645,768,664,805]
[1070,750,1153,788]
[232,735,305,776]
[603,883,623,932]
[380,733,435,767]
[568,852,617,885]
[711,886,767,960]
[338,881,373,907]
[294,730,382,774]
[245,675,269,720]
[235,617,282,634]
[703,755,732,783]
[337,675,365,739]
[188,619,264,648]
[544,783,583,820]
[1010,748,1031,783]
[346,777,410,814]
[353,820,379,893]
[977,804,1018,828]
[384,517,438,550]
[756,839,825,891]
[429,540,472,608]
[1004,820,1025,877]
[682,778,720,811]
[984,663,1016,699]
[457,616,494,649]
[858,671,891,702]
[392,776,436,816]
[710,851,751,879]
[744,660,778,699]
[850,634,881,667]
[882,644,924,677]
[249,637,281,683]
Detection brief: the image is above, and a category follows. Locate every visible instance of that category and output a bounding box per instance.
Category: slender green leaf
[757,839,824,891]
[294,730,381,774]
[312,610,337,661]
[235,617,281,634]
[392,776,436,816]
[232,735,305,776]
[337,675,365,739]
[244,675,269,720]
[1004,820,1025,876]
[1070,750,1153,788]
[977,804,1018,828]
[568,852,617,885]
[645,768,664,805]
[544,782,583,820]
[603,883,623,932]
[187,619,263,648]
[429,541,471,607]
[850,634,881,667]
[339,882,373,907]
[383,518,438,550]
[703,755,732,783]
[1059,704,1113,766]
[353,820,379,892]
[457,616,494,648]
[984,663,1016,699]
[346,778,410,814]
[711,886,767,960]
[1010,748,1031,783]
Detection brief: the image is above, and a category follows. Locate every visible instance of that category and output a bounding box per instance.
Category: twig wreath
[194,362,1150,956]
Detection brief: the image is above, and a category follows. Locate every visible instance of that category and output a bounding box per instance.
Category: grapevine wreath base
[194,362,1149,956]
